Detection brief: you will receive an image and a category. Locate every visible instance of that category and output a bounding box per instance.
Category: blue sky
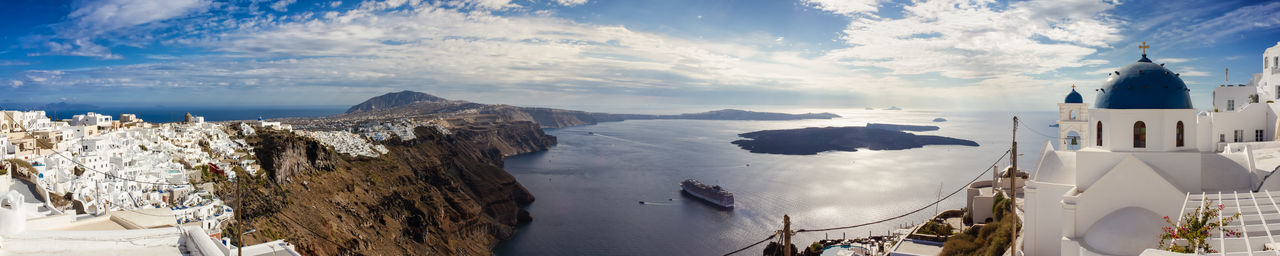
[1,0,1278,111]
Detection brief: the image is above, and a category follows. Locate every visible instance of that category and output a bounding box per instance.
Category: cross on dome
[1139,41,1150,56]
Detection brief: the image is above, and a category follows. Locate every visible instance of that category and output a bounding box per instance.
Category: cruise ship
[680,179,734,208]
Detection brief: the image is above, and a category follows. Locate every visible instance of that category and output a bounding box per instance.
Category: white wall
[1208,103,1269,148]
[1089,109,1199,152]
[1214,85,1257,112]
[1066,156,1185,255]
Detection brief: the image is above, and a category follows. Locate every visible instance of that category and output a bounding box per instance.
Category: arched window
[1069,110,1077,120]
[1096,121,1103,146]
[1134,121,1147,148]
[1176,121,1185,147]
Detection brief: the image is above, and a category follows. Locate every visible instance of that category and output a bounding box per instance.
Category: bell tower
[1059,85,1089,150]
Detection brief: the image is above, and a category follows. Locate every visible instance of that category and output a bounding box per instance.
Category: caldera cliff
[221,122,550,255]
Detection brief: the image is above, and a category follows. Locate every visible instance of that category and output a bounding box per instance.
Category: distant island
[866,123,939,132]
[41,102,99,110]
[330,91,841,129]
[731,126,979,155]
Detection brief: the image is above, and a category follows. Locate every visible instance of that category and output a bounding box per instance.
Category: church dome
[1065,88,1083,103]
[1093,54,1192,109]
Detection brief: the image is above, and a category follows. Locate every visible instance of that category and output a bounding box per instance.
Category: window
[1134,121,1146,148]
[1235,130,1244,142]
[1258,130,1266,142]
[1221,134,1226,143]
[1228,100,1236,111]
[1176,121,1185,147]
[1069,110,1076,120]
[1096,122,1103,146]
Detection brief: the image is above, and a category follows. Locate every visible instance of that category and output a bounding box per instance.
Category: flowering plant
[1158,200,1242,253]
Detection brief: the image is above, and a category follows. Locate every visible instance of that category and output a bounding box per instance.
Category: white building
[1026,42,1280,256]
[70,112,113,128]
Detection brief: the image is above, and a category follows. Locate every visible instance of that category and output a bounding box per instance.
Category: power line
[1017,120,1058,140]
[722,233,777,256]
[723,149,1012,255]
[796,149,1010,233]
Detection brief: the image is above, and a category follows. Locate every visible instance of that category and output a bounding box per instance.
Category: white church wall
[1197,114,1214,152]
[1075,151,1202,192]
[1200,153,1255,191]
[1068,156,1184,255]
[1090,109,1198,152]
[1025,179,1074,256]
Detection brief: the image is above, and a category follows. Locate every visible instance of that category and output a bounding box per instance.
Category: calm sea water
[38,106,346,123]
[494,109,1056,256]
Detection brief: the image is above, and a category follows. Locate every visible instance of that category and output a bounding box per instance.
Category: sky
[1,0,1279,112]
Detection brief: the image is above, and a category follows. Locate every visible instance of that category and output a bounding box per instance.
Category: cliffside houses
[297,130,388,157]
[0,110,293,255]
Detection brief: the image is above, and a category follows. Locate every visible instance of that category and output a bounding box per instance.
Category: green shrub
[942,197,1021,256]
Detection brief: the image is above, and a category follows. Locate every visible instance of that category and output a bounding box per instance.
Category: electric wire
[723,149,1012,255]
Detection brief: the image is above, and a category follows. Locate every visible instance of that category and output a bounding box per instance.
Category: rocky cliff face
[450,121,558,160]
[229,125,543,255]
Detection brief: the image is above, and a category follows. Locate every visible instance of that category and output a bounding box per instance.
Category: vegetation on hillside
[940,193,1021,256]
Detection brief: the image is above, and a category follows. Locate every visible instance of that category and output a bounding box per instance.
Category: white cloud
[8,80,22,88]
[271,0,297,12]
[801,0,882,15]
[11,0,1135,110]
[444,0,517,11]
[1157,58,1193,64]
[30,0,211,59]
[330,1,343,8]
[0,60,31,66]
[554,0,588,7]
[1153,1,1280,48]
[821,0,1122,80]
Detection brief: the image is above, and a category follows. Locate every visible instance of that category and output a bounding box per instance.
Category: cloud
[1151,1,1280,48]
[4,0,1141,110]
[271,0,297,12]
[801,0,882,15]
[8,80,22,88]
[330,1,343,8]
[0,60,31,66]
[1156,58,1192,64]
[554,0,589,7]
[445,0,518,10]
[28,0,211,59]
[821,0,1122,80]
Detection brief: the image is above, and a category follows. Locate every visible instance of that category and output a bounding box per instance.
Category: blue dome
[1065,88,1083,103]
[1093,55,1192,109]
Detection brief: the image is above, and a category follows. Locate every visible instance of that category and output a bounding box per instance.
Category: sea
[494,109,1057,256]
[31,106,348,123]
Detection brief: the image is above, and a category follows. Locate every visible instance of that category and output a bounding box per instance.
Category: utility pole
[783,215,792,256]
[1010,116,1018,255]
[237,171,243,256]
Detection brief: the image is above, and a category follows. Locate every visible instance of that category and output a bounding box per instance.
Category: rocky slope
[346,90,448,113]
[224,124,550,255]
